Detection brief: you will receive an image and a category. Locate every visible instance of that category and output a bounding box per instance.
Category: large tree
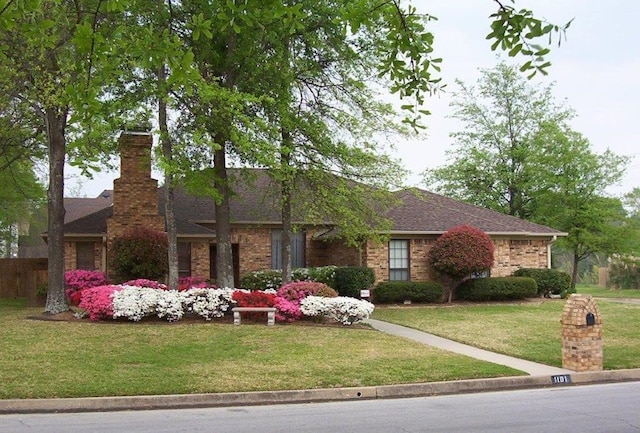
[533,126,632,288]
[0,0,121,313]
[1,0,570,294]
[423,62,574,219]
[422,63,631,287]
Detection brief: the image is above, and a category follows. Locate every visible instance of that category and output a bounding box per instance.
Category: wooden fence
[0,258,48,301]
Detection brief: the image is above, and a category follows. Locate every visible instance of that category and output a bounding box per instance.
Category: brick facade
[363,236,552,284]
[64,240,104,272]
[106,132,164,278]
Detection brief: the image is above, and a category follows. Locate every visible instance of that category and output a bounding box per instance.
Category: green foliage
[533,126,631,287]
[239,266,337,290]
[240,270,282,290]
[608,257,640,290]
[333,266,375,298]
[423,62,575,220]
[487,3,572,78]
[512,268,571,297]
[428,225,495,279]
[456,277,537,301]
[110,227,168,282]
[373,281,444,304]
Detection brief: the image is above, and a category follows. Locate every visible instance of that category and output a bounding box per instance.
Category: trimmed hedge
[333,266,375,297]
[373,281,444,304]
[456,277,537,301]
[512,268,571,297]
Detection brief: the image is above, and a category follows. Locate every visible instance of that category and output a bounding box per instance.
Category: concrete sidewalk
[365,319,572,376]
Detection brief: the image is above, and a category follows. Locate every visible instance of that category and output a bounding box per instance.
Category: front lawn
[0,298,521,400]
[372,299,640,370]
[576,284,640,299]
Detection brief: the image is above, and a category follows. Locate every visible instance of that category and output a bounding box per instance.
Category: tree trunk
[281,176,292,284]
[44,109,68,314]
[280,132,293,284]
[214,143,234,288]
[571,253,580,290]
[159,64,178,291]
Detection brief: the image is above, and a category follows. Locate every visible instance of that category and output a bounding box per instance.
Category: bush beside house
[373,281,444,304]
[456,276,537,301]
[512,268,572,297]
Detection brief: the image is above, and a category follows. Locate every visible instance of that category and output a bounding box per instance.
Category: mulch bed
[26,310,371,329]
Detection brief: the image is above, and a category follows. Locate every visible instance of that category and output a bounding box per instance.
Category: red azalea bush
[64,270,109,306]
[232,290,276,307]
[78,285,121,321]
[232,290,276,321]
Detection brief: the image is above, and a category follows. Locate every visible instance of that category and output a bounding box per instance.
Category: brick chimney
[106,131,165,275]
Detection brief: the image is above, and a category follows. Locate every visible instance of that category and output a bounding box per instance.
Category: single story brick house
[59,131,565,284]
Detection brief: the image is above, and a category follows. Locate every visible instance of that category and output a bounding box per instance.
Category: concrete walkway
[366,319,573,376]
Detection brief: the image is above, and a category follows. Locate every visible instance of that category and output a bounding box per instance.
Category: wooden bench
[232,307,276,326]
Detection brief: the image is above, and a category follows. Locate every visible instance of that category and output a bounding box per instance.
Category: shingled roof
[387,189,564,236]
[62,169,564,237]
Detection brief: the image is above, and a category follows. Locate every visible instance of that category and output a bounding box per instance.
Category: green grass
[372,299,640,370]
[576,284,640,299]
[0,298,520,400]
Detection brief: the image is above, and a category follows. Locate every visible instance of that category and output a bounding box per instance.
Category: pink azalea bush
[64,270,109,306]
[275,281,335,322]
[78,285,121,320]
[178,276,210,291]
[121,279,167,290]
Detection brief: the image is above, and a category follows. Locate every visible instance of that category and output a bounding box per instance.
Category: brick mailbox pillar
[560,294,603,372]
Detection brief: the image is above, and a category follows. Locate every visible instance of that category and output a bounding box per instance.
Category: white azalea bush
[112,286,161,321]
[300,296,374,325]
[181,288,235,320]
[156,289,185,322]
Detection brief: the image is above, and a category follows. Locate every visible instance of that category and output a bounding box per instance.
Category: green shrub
[333,266,375,297]
[456,277,537,301]
[608,258,640,289]
[304,266,337,288]
[240,269,282,290]
[512,268,571,297]
[240,266,338,290]
[110,227,168,281]
[373,281,444,304]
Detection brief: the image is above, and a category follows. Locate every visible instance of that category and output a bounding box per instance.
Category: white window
[389,239,409,281]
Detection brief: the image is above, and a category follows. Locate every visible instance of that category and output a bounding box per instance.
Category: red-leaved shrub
[110,227,168,281]
[428,225,495,302]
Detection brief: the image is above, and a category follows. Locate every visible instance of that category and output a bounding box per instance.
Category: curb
[1,369,639,414]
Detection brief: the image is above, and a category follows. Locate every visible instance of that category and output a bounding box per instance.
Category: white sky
[66,0,640,198]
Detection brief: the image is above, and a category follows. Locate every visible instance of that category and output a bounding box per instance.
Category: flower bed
[76,280,373,325]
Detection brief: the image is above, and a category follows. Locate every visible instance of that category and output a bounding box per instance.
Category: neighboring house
[57,131,565,284]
